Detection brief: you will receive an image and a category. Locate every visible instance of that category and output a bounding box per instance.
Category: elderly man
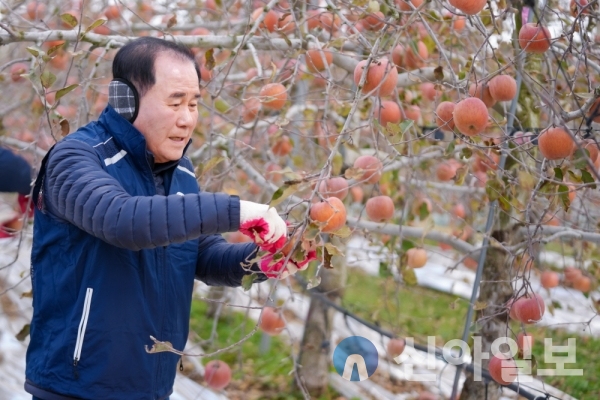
[25,37,309,400]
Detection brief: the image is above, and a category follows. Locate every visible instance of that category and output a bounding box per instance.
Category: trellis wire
[293,275,556,400]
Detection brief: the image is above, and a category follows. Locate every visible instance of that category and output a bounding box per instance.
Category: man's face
[133,52,200,163]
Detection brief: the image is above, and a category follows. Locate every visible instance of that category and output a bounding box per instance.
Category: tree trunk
[459,229,514,400]
[297,254,347,397]
[205,286,228,318]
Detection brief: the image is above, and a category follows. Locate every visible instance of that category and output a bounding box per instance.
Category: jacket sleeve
[43,139,241,251]
[0,147,32,195]
[195,234,268,287]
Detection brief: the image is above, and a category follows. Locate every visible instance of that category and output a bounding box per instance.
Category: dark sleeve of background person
[0,147,32,195]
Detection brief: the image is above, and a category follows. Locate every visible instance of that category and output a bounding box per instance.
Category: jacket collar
[98,105,192,172]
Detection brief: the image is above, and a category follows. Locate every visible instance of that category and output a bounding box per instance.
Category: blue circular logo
[332,336,378,381]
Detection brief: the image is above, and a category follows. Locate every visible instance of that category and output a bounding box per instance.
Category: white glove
[239,200,287,251]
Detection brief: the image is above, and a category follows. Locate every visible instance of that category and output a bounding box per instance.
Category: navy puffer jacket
[25,106,263,400]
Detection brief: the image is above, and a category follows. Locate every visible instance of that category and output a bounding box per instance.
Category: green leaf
[445,140,456,156]
[401,239,414,251]
[270,183,299,207]
[460,147,472,160]
[418,201,430,220]
[554,167,564,181]
[241,273,257,291]
[26,47,40,57]
[84,18,107,35]
[55,84,79,100]
[399,120,414,133]
[401,266,417,286]
[558,184,570,212]
[454,166,468,186]
[61,13,78,28]
[15,324,30,341]
[324,242,344,257]
[572,149,590,169]
[47,43,66,58]
[498,196,511,212]
[214,98,230,113]
[379,262,392,278]
[485,178,505,202]
[329,225,352,238]
[580,169,597,189]
[303,223,321,241]
[567,169,582,183]
[40,71,56,88]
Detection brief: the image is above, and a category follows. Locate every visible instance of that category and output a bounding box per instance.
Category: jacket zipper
[73,287,93,379]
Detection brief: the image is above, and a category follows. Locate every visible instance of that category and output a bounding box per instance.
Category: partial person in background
[0,146,32,237]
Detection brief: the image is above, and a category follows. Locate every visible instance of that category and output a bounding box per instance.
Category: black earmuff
[108,78,140,123]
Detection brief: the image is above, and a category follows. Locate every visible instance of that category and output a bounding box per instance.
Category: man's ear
[108,78,140,123]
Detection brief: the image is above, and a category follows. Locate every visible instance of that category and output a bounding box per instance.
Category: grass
[188,299,343,400]
[340,267,600,400]
[188,266,599,399]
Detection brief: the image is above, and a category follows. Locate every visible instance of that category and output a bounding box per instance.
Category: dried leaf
[449,298,460,310]
[324,242,344,257]
[306,276,321,289]
[433,66,444,81]
[473,301,487,310]
[166,15,177,29]
[323,245,333,269]
[16,324,30,341]
[344,167,365,180]
[198,156,225,179]
[144,337,175,354]
[57,119,70,137]
[21,289,32,298]
[454,166,468,186]
[204,49,215,71]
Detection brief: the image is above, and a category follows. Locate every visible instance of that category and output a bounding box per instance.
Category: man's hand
[239,200,287,251]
